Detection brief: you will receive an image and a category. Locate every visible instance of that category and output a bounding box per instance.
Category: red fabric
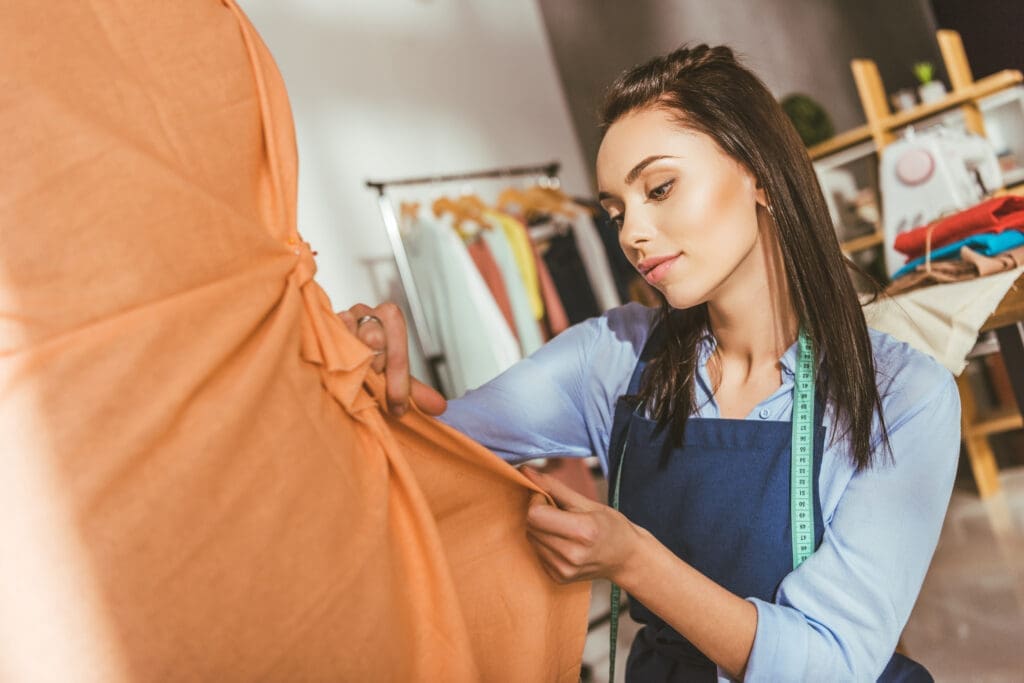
[466,238,518,340]
[893,196,1024,259]
[533,242,570,338]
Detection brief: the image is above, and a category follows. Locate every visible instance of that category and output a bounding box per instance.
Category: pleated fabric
[0,2,589,680]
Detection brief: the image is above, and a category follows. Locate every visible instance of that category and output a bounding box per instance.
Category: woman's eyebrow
[624,154,677,184]
[599,154,679,201]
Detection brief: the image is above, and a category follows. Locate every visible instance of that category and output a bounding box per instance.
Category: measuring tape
[607,329,815,682]
[790,330,816,569]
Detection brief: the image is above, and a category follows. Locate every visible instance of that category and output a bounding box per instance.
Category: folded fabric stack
[887,196,1024,295]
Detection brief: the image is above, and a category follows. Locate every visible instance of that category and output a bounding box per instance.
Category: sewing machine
[880,126,1003,276]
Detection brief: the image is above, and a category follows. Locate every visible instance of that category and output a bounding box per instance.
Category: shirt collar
[698,332,800,377]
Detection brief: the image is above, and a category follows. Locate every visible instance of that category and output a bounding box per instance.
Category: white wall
[239,0,591,316]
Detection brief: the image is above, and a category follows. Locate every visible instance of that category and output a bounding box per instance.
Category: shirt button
[758,408,771,419]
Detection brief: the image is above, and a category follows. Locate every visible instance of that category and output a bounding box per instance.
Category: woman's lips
[639,255,680,285]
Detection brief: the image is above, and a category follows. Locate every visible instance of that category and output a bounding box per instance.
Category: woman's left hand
[521,467,647,585]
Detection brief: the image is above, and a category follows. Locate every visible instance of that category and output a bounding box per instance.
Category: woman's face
[597,106,769,310]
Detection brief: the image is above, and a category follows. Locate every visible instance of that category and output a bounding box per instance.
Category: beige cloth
[0,2,589,681]
[865,267,1024,374]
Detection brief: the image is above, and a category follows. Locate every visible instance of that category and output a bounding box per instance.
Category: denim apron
[606,326,931,682]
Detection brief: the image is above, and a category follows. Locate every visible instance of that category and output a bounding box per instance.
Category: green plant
[780,93,835,147]
[912,61,935,85]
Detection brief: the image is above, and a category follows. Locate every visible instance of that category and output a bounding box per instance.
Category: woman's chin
[660,283,709,311]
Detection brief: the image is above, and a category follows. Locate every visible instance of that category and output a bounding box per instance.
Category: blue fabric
[893,229,1024,279]
[440,303,961,680]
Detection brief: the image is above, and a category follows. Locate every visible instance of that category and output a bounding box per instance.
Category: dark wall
[930,0,1024,77]
[538,0,945,186]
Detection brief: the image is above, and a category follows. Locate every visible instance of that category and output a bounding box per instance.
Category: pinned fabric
[0,2,588,681]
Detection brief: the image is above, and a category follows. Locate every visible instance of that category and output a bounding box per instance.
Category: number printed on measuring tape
[791,331,815,569]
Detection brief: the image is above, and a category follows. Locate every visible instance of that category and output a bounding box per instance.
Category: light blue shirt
[440,302,961,682]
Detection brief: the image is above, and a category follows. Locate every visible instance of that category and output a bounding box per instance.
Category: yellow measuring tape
[607,330,815,681]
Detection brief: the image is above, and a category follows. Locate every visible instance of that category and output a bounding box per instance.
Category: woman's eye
[610,213,624,228]
[648,180,674,200]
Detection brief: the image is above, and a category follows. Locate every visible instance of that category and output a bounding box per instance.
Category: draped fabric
[0,2,589,680]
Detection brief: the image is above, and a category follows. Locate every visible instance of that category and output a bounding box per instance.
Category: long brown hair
[601,44,889,470]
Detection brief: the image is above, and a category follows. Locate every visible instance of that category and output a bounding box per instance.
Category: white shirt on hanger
[403,215,521,397]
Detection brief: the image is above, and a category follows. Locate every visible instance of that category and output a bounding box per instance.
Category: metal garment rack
[365,161,561,393]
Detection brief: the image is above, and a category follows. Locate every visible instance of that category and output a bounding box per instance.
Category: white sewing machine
[880,126,1002,276]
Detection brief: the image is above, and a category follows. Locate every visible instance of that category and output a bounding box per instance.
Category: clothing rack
[366,161,561,392]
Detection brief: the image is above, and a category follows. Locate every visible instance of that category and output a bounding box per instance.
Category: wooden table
[961,273,1024,497]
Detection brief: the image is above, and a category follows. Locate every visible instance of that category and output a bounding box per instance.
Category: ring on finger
[357,314,383,328]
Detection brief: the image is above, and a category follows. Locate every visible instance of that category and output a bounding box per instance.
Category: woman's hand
[338,302,447,417]
[521,467,648,585]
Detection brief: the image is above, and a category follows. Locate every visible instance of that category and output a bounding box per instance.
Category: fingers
[526,501,597,545]
[339,302,441,418]
[373,303,412,416]
[526,529,596,584]
[337,309,357,335]
[521,467,595,513]
[528,534,578,584]
[345,303,388,373]
[410,379,447,416]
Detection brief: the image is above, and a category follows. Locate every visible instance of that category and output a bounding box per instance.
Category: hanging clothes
[540,228,602,324]
[0,3,589,681]
[479,213,545,356]
[532,241,571,338]
[404,215,521,397]
[575,197,639,304]
[465,237,518,339]
[488,210,546,321]
[570,211,623,312]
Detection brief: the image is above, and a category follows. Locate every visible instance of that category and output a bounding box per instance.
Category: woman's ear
[754,186,769,209]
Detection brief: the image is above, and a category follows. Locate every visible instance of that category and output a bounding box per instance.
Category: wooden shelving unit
[808,30,1023,256]
[811,30,1024,498]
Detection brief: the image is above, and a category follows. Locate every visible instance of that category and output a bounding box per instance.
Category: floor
[579,462,1024,682]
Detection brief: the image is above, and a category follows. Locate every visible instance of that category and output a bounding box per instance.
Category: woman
[346,45,960,682]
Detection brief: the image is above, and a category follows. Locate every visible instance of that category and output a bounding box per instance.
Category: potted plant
[913,61,947,104]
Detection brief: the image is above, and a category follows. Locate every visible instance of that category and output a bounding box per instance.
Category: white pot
[918,80,947,104]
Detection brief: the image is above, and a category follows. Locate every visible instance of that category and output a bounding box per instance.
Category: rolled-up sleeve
[743,373,961,681]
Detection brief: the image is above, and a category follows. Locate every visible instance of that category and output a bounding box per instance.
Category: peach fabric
[533,242,571,338]
[0,2,588,682]
[467,238,519,340]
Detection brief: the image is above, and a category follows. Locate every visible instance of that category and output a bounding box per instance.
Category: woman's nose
[619,210,653,250]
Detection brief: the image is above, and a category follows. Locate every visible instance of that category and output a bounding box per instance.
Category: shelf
[808,125,872,160]
[965,404,1023,437]
[840,230,884,254]
[879,70,1023,132]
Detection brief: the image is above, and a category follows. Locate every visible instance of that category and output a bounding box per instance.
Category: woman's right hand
[338,302,447,417]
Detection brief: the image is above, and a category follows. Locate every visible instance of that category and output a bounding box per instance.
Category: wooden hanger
[399,201,420,222]
[432,195,488,239]
[522,186,578,218]
[496,186,527,213]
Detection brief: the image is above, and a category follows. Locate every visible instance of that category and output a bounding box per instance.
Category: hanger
[496,186,528,213]
[432,194,488,239]
[399,201,420,223]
